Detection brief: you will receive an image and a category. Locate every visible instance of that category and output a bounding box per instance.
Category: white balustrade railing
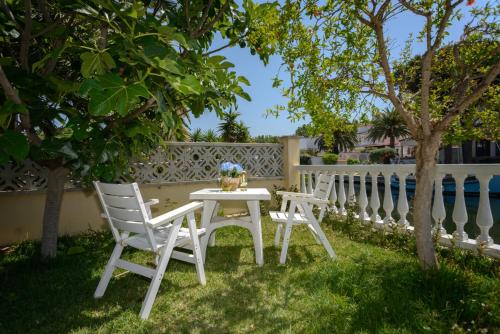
[296,164,500,259]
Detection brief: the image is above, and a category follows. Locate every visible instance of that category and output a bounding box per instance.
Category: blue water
[336,181,500,243]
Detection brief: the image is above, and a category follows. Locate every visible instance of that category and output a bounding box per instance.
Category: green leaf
[172,33,188,49]
[80,52,116,78]
[208,56,226,64]
[220,61,235,69]
[155,58,182,75]
[238,76,251,86]
[88,74,149,116]
[54,127,74,139]
[0,130,29,161]
[180,75,203,94]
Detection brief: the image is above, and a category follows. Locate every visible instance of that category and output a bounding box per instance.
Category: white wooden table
[189,188,271,266]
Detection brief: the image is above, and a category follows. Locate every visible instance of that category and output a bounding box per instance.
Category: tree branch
[110,97,157,129]
[193,1,229,38]
[19,0,33,72]
[197,0,214,33]
[0,65,41,145]
[367,15,419,136]
[202,32,249,56]
[399,0,429,16]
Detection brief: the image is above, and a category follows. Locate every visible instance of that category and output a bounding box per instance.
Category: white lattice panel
[0,142,284,191]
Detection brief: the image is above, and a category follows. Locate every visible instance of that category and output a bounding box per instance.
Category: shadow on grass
[288,253,499,333]
[1,224,498,333]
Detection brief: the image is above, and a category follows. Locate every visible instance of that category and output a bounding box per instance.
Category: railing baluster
[338,171,347,215]
[370,170,381,223]
[307,172,313,194]
[476,172,493,246]
[358,170,370,222]
[300,172,306,193]
[452,173,468,242]
[329,172,338,213]
[396,171,410,227]
[348,172,356,204]
[432,172,447,235]
[382,170,394,224]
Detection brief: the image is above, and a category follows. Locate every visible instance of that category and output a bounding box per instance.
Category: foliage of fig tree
[0,0,278,257]
[268,0,499,270]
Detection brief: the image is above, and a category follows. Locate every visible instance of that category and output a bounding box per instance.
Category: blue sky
[189,2,477,136]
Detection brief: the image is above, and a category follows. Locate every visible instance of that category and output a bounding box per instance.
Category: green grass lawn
[0,216,498,333]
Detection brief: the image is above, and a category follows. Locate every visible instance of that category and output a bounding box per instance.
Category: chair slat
[98,182,136,196]
[111,218,146,234]
[102,194,141,209]
[107,206,144,222]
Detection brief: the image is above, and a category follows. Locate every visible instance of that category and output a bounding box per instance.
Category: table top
[189,188,271,201]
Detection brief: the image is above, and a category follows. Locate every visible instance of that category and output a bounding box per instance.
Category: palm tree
[315,128,358,153]
[367,108,411,148]
[203,129,219,142]
[217,111,240,142]
[217,111,250,142]
[190,128,204,142]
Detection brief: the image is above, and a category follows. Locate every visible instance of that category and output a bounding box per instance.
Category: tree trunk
[390,136,395,148]
[41,166,69,258]
[413,140,440,270]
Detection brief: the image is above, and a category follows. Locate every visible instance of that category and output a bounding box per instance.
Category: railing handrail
[295,164,500,175]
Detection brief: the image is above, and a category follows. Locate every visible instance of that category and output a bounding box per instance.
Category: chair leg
[139,224,181,320]
[279,223,293,264]
[274,224,283,246]
[309,220,336,259]
[306,224,322,244]
[94,243,124,298]
[187,213,206,285]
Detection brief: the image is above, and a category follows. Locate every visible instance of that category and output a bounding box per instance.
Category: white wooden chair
[93,181,206,320]
[270,174,336,264]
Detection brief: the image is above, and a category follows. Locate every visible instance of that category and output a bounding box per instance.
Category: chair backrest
[312,174,335,200]
[94,182,151,240]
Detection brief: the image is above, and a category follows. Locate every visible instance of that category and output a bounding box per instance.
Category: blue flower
[220,162,234,172]
[233,164,243,173]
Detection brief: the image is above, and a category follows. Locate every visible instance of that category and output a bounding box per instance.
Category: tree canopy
[0,0,278,257]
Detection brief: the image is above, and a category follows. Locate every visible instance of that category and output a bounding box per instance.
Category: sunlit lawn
[1,216,498,333]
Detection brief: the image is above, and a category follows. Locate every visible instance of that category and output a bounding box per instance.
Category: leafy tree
[367,108,411,148]
[0,0,277,258]
[270,1,499,270]
[394,40,499,145]
[217,110,250,142]
[295,124,311,137]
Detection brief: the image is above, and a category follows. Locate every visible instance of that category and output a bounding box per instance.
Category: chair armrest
[276,191,313,198]
[148,201,203,228]
[144,198,159,207]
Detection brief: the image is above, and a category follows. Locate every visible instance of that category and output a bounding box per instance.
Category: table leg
[247,200,263,266]
[201,200,217,263]
[208,202,219,247]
